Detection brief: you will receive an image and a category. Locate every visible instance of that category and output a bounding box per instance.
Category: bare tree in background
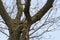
[0,0,55,40]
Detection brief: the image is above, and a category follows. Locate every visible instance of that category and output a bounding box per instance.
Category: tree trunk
[9,22,30,40]
[9,31,20,40]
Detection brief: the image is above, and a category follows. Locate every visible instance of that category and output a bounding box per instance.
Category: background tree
[0,0,60,40]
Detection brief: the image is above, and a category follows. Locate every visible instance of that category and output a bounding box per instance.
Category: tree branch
[31,0,54,24]
[15,0,23,21]
[30,30,47,39]
[0,30,9,37]
[0,27,8,30]
[24,0,31,24]
[30,23,54,39]
[0,0,11,27]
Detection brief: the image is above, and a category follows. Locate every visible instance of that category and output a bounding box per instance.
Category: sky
[0,0,60,40]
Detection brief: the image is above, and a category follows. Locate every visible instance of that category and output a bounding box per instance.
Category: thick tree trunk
[9,22,30,40]
[9,31,20,40]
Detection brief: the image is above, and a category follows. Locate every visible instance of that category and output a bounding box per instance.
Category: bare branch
[0,27,8,30]
[0,0,12,27]
[29,23,45,36]
[30,23,54,39]
[15,0,23,21]
[0,30,9,37]
[30,30,47,39]
[31,0,54,24]
[29,8,53,36]
[24,0,31,24]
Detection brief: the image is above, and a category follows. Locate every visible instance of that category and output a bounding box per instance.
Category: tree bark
[8,20,30,40]
[20,24,30,40]
[9,31,20,40]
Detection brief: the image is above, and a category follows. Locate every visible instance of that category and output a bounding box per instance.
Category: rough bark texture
[0,0,54,40]
[9,31,20,40]
[9,21,30,40]
[20,23,30,40]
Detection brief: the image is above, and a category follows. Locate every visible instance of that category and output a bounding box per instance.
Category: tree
[0,0,55,40]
